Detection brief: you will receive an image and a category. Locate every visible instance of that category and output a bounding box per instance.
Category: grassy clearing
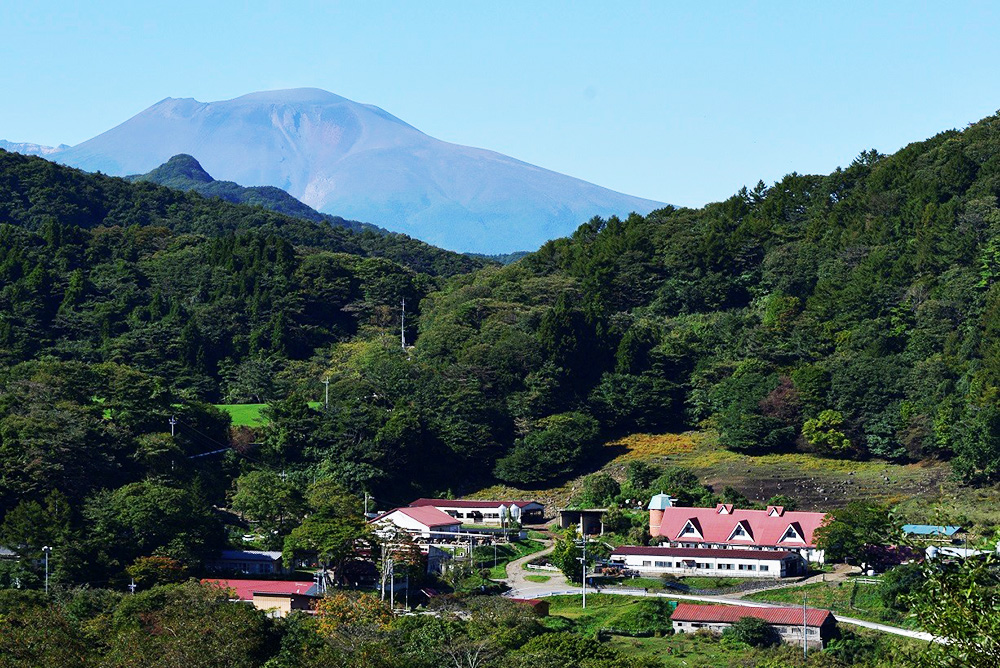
[524,575,551,583]
[545,594,672,634]
[215,403,269,427]
[472,539,547,579]
[744,579,911,627]
[216,401,324,428]
[607,633,735,666]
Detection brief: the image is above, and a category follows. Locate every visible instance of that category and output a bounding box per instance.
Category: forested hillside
[406,113,1000,486]
[3,113,1000,590]
[0,149,486,277]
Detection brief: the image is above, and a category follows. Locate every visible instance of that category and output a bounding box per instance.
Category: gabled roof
[655,505,828,547]
[203,579,314,601]
[371,506,463,529]
[726,520,755,542]
[409,498,542,509]
[671,603,834,627]
[676,517,703,539]
[611,546,798,561]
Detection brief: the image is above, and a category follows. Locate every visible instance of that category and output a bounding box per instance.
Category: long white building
[609,546,805,578]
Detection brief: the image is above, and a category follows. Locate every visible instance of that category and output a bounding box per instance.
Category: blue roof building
[902,524,963,538]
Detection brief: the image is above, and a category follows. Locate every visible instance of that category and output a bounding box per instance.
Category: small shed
[558,508,609,535]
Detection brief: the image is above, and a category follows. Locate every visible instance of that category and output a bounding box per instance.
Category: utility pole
[322,378,330,407]
[169,415,177,437]
[128,578,137,595]
[803,594,808,661]
[576,538,588,609]
[42,546,51,595]
[390,561,395,610]
[364,492,370,516]
[400,298,406,350]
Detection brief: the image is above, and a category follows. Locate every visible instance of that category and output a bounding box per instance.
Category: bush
[605,599,673,636]
[579,473,620,507]
[722,616,781,648]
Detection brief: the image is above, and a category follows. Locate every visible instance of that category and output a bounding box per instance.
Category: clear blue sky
[3,1,1000,207]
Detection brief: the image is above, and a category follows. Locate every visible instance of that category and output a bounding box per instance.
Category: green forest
[3,109,1000,665]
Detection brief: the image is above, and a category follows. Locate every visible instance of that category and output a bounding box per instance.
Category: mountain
[129,153,385,235]
[0,139,69,157]
[4,88,664,252]
[0,149,487,278]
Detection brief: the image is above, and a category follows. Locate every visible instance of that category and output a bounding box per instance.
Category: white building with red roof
[202,578,318,617]
[369,506,463,538]
[649,497,829,563]
[609,546,804,577]
[408,498,544,526]
[670,603,837,648]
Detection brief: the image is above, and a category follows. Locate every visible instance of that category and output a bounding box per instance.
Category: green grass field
[472,539,548,579]
[215,401,324,428]
[744,579,911,627]
[215,403,269,427]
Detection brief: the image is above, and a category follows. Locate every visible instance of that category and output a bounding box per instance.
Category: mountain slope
[8,88,664,252]
[0,149,487,277]
[129,153,385,234]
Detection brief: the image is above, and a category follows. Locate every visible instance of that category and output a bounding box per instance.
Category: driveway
[502,580,943,644]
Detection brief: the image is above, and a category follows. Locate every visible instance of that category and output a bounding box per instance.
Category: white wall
[611,553,795,578]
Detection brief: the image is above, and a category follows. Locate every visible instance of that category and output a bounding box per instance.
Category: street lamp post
[576,538,588,609]
[42,546,51,595]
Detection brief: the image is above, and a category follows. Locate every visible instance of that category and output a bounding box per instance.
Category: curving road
[503,564,942,644]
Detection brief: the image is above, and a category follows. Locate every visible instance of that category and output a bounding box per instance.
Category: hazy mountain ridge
[128,154,386,235]
[0,139,68,156]
[2,88,664,252]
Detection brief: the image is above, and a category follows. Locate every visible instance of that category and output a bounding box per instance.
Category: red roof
[410,498,541,509]
[370,506,463,529]
[655,505,828,547]
[671,603,833,627]
[611,546,798,560]
[202,579,314,601]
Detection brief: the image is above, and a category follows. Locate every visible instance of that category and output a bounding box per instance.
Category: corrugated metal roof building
[670,603,837,648]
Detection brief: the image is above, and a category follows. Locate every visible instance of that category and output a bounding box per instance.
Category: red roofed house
[409,498,544,526]
[648,494,829,564]
[202,579,318,617]
[671,603,837,648]
[369,506,462,538]
[609,546,804,577]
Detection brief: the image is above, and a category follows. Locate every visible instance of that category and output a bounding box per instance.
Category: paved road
[503,580,942,644]
[502,539,571,596]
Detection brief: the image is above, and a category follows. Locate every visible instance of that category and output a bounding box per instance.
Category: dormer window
[767,506,785,517]
[716,504,734,514]
[677,519,702,539]
[727,521,753,541]
[779,524,803,542]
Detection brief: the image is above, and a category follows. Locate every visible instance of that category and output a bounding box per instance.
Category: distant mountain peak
[2,89,666,252]
[137,154,215,186]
